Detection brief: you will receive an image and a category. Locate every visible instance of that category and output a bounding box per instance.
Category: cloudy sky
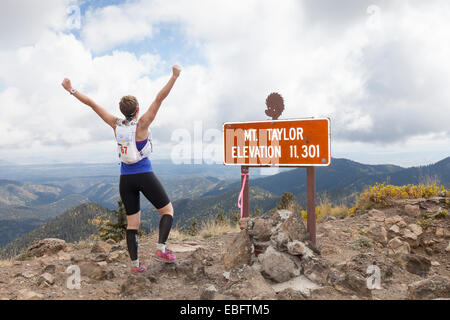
[0,0,449,167]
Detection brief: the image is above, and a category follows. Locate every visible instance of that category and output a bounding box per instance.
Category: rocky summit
[0,195,449,300]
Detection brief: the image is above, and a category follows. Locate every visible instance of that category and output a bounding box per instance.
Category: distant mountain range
[0,203,112,258]
[204,157,450,206]
[0,156,449,257]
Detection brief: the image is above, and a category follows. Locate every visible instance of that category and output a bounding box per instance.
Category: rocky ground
[0,196,449,300]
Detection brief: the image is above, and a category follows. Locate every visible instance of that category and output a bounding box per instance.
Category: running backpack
[115,119,153,164]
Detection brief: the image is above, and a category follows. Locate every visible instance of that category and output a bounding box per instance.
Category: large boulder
[224,264,276,299]
[90,241,112,254]
[388,224,401,239]
[342,271,372,298]
[384,215,405,227]
[80,262,115,281]
[388,237,410,255]
[404,204,420,217]
[403,254,431,277]
[270,210,308,251]
[37,273,55,286]
[27,238,66,257]
[120,275,151,297]
[247,218,273,242]
[258,246,301,283]
[301,257,330,286]
[368,209,385,222]
[401,229,420,248]
[269,209,292,226]
[408,276,450,300]
[223,230,253,271]
[408,224,423,237]
[287,240,314,259]
[367,223,388,245]
[344,253,394,282]
[200,284,218,300]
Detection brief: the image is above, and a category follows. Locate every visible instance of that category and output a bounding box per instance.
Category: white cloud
[1,0,450,166]
[0,0,74,50]
[81,3,155,53]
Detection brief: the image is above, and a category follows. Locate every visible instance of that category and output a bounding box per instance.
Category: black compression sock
[158,214,173,245]
[126,229,138,262]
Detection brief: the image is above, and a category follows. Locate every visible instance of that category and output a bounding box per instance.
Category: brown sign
[223,118,331,166]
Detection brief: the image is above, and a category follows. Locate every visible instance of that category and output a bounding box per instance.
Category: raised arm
[61,78,118,129]
[138,65,181,130]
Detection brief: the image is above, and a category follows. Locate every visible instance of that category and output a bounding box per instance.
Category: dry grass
[167,228,195,242]
[0,259,13,268]
[419,174,440,187]
[301,200,349,222]
[167,218,239,241]
[198,219,239,239]
[74,239,95,249]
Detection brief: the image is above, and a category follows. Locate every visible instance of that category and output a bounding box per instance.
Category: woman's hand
[172,65,181,78]
[61,78,73,92]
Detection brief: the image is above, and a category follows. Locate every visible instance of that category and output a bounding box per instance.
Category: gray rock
[247,218,273,242]
[80,262,115,281]
[388,237,410,254]
[301,257,330,286]
[388,224,401,238]
[27,238,66,257]
[258,246,300,283]
[404,254,431,277]
[408,276,450,299]
[402,229,419,248]
[105,239,116,245]
[38,273,55,286]
[404,204,420,217]
[90,241,112,254]
[270,210,308,251]
[269,209,292,226]
[342,270,372,298]
[408,224,423,237]
[367,223,388,245]
[225,264,276,299]
[368,209,385,222]
[223,230,253,271]
[120,275,151,297]
[43,264,56,274]
[14,270,35,279]
[200,284,217,300]
[286,240,314,259]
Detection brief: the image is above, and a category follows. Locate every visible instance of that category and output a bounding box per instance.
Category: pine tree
[277,192,301,214]
[229,209,240,226]
[253,205,261,217]
[99,199,145,241]
[278,192,294,210]
[215,209,225,225]
[188,219,198,236]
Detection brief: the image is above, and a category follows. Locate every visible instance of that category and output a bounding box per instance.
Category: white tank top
[115,119,152,164]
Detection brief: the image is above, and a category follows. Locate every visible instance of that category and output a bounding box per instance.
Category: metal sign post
[306,166,316,245]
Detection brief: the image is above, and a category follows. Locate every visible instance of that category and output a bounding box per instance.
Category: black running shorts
[119,172,170,215]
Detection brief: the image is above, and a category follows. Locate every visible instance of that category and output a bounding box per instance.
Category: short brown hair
[119,95,139,119]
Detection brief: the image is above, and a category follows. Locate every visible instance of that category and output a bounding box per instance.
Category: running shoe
[154,248,176,263]
[130,262,147,273]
